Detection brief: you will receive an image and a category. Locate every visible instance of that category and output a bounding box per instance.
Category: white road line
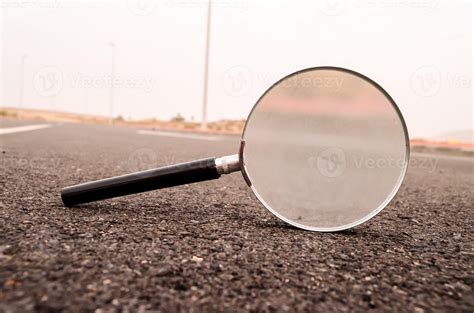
[137,130,223,141]
[0,124,52,135]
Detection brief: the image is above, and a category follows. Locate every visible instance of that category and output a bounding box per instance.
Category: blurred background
[1,0,472,143]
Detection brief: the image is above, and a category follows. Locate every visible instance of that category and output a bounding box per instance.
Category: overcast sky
[1,0,472,139]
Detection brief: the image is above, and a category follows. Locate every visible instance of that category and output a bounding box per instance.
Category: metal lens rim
[239,66,411,232]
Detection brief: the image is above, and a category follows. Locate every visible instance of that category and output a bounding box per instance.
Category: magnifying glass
[61,66,409,232]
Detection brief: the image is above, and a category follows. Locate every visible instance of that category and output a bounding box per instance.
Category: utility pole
[109,42,116,125]
[18,54,27,108]
[201,1,212,130]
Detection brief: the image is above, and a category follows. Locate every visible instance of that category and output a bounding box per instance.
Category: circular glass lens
[242,67,409,231]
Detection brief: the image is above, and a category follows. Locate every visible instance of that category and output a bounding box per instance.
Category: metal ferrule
[215,154,241,175]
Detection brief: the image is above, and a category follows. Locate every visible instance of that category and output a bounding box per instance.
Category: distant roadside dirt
[1,107,472,157]
[0,107,244,135]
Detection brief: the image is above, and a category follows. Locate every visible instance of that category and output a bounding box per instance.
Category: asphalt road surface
[1,120,473,312]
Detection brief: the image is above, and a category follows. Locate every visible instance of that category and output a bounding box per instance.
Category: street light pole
[201,1,212,130]
[18,54,27,108]
[109,42,116,125]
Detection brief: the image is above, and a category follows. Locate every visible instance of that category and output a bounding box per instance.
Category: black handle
[61,157,220,207]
